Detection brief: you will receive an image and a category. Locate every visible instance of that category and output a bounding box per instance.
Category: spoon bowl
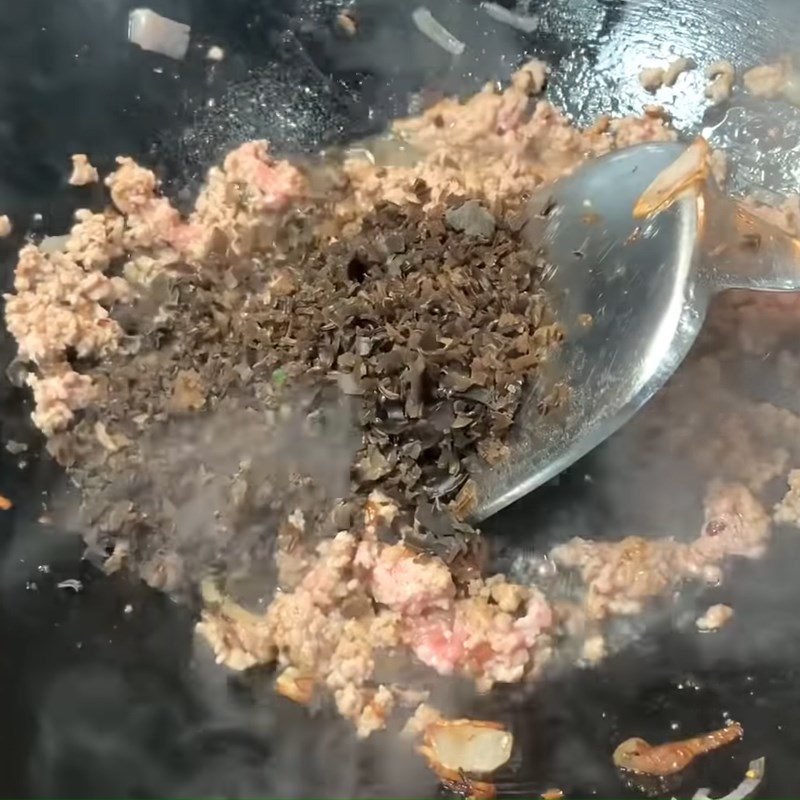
[471,141,800,521]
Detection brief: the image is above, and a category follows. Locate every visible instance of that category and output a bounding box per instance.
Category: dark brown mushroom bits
[46,193,563,599]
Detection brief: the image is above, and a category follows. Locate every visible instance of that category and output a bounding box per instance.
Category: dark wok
[2,0,800,796]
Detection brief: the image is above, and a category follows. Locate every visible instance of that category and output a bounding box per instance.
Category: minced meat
[3,61,789,742]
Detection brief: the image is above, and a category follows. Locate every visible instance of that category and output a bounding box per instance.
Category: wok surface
[2,0,800,796]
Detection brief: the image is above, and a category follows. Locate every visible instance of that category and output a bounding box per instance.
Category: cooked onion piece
[614,722,743,776]
[128,8,190,60]
[412,7,465,55]
[424,719,514,774]
[480,2,539,33]
[633,137,710,219]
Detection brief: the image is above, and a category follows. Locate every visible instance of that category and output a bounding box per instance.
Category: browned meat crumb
[340,64,674,225]
[696,604,734,631]
[705,60,736,105]
[662,56,696,87]
[0,215,11,238]
[169,369,206,412]
[744,60,789,98]
[68,154,99,186]
[639,66,666,92]
[551,482,769,620]
[639,57,695,92]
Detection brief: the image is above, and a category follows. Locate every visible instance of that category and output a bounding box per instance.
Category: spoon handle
[700,190,800,292]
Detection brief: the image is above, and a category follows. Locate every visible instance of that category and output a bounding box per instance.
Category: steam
[100,386,362,605]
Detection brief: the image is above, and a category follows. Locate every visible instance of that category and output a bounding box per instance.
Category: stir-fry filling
[4,58,800,795]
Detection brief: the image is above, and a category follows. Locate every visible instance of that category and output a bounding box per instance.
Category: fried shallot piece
[613,722,743,776]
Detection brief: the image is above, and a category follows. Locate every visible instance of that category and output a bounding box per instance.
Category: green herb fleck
[272,368,288,388]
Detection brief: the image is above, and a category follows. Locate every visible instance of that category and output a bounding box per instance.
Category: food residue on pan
[2,53,798,794]
[696,603,734,631]
[613,722,744,776]
[638,57,695,92]
[68,154,99,187]
[205,45,225,61]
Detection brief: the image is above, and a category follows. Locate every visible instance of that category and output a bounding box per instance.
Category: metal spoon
[471,140,800,521]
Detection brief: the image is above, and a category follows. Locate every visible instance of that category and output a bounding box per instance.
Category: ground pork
[744,60,789,99]
[5,141,307,432]
[27,368,98,435]
[68,154,99,186]
[4,239,129,432]
[706,60,736,105]
[404,588,554,689]
[639,67,666,92]
[774,469,800,525]
[201,499,555,717]
[369,544,455,615]
[663,57,696,87]
[551,483,769,620]
[339,69,674,227]
[635,352,800,494]
[198,528,404,735]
